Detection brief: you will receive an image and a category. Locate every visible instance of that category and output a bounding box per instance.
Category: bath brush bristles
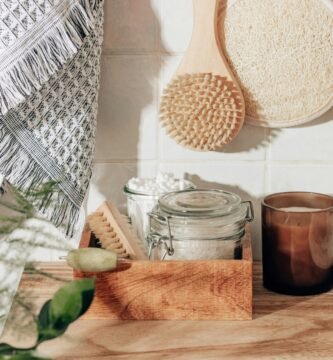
[160,73,243,151]
[159,0,245,151]
[87,202,147,260]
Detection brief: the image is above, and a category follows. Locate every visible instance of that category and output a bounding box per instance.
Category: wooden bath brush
[160,0,245,151]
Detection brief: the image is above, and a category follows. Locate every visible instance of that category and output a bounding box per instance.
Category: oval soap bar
[67,248,118,272]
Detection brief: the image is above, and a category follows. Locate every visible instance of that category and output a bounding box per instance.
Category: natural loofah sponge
[160,73,244,151]
[221,0,333,127]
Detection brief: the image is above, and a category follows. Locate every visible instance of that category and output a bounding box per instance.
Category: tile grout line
[154,0,161,175]
[94,158,333,165]
[156,53,161,172]
[101,49,185,56]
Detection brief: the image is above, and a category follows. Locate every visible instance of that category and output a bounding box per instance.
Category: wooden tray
[74,228,253,320]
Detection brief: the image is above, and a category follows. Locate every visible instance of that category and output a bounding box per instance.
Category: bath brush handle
[191,0,219,51]
[177,0,227,75]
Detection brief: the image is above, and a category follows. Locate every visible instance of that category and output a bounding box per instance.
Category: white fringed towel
[0,0,104,234]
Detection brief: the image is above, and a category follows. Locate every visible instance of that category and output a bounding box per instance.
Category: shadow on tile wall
[222,125,279,154]
[89,0,168,212]
[294,107,333,128]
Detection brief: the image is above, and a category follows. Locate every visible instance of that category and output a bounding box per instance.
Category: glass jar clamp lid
[148,189,254,260]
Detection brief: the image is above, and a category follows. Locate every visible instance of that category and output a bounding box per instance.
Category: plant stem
[24,267,68,283]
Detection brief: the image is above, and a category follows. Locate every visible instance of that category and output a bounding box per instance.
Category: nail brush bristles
[87,212,128,258]
[86,202,147,260]
[160,73,243,151]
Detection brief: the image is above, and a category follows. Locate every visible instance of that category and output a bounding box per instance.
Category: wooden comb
[160,0,245,151]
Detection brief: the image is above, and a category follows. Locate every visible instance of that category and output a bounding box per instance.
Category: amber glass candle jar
[262,192,333,295]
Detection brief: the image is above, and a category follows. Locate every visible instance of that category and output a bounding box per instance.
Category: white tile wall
[88,0,333,260]
[95,55,159,161]
[88,161,158,213]
[103,0,157,51]
[267,108,333,162]
[155,0,193,53]
[267,164,333,195]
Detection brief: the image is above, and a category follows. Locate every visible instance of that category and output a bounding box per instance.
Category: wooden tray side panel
[242,229,252,261]
[76,259,252,320]
[75,227,253,320]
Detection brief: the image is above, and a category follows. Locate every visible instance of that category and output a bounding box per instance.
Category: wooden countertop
[2,262,333,359]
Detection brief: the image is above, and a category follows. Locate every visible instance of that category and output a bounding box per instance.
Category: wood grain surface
[76,258,252,320]
[75,233,252,320]
[177,0,235,76]
[3,262,333,359]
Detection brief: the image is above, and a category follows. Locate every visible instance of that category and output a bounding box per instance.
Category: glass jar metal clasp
[147,212,175,260]
[242,201,254,222]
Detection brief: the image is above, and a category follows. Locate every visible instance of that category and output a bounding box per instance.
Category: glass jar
[124,178,195,247]
[147,189,254,260]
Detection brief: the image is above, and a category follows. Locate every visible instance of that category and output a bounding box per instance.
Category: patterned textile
[0,0,104,235]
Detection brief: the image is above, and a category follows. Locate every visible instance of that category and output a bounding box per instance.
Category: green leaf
[0,343,16,355]
[0,351,51,359]
[37,301,51,330]
[37,327,65,344]
[37,279,95,343]
[75,278,95,316]
[37,301,65,343]
[68,278,95,317]
[0,215,26,234]
[50,283,82,327]
[0,344,50,359]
